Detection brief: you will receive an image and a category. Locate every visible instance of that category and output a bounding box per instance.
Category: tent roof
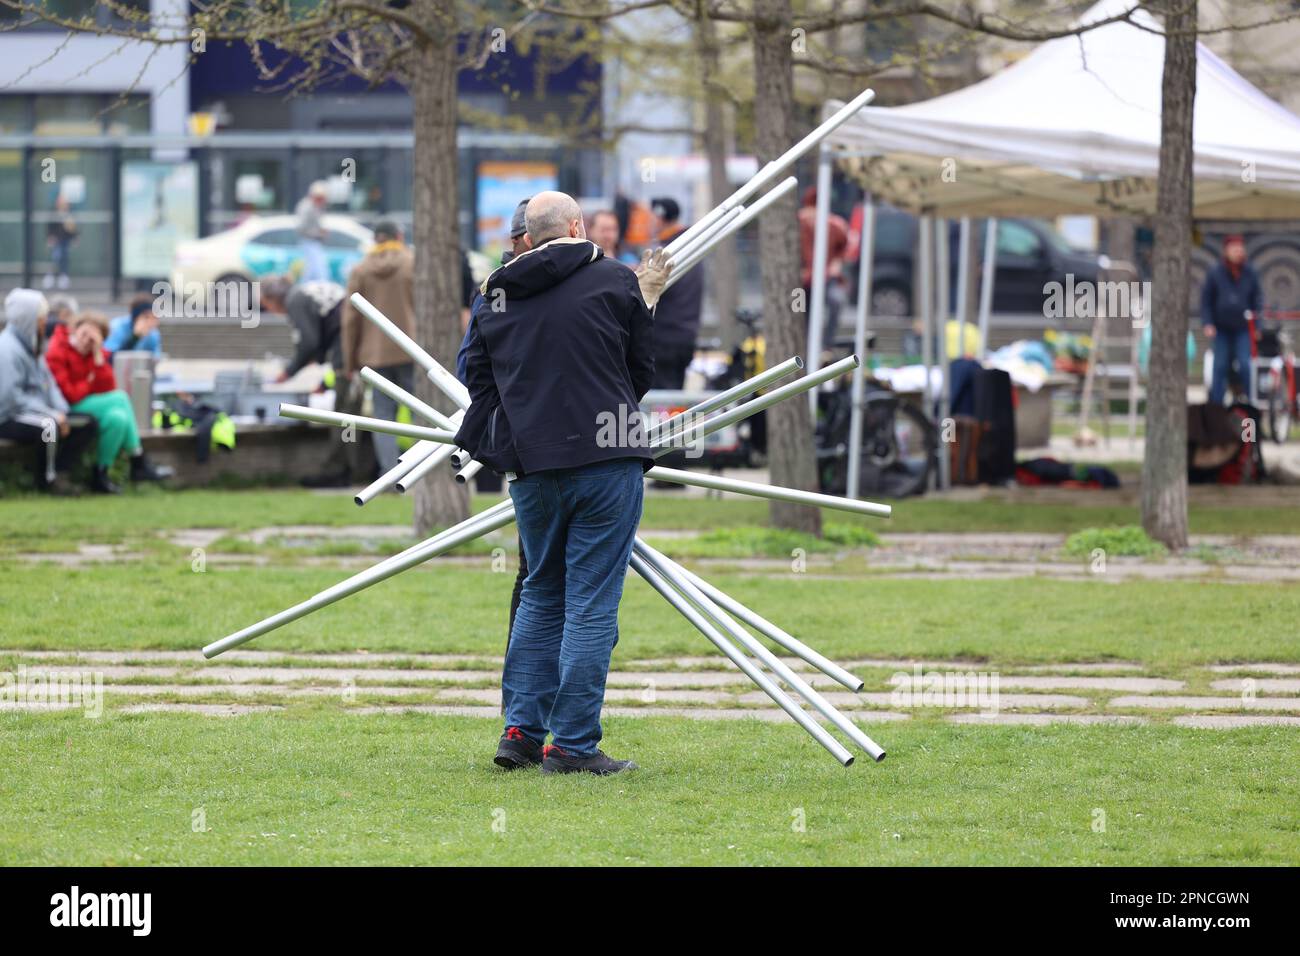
[826,0,1300,219]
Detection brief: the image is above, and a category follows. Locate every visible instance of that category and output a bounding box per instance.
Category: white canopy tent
[808,0,1300,496]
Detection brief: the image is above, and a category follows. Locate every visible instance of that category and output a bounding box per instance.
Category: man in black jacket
[456,190,667,775]
[648,197,704,388]
[1201,234,1263,405]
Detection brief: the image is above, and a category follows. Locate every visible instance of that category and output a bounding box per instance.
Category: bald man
[455,191,670,775]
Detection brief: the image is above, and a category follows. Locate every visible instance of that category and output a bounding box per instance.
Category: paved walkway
[4,649,1297,728]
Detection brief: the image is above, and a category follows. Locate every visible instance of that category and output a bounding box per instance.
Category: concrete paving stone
[1172,714,1300,728]
[1210,678,1300,693]
[1207,663,1300,676]
[884,675,1182,692]
[5,649,497,666]
[119,703,282,716]
[0,700,83,712]
[1109,695,1300,711]
[740,690,1089,710]
[948,713,1147,726]
[1013,662,1146,673]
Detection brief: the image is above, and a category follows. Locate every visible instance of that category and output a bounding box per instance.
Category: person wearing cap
[0,288,98,495]
[296,181,331,282]
[44,309,172,493]
[1201,234,1263,405]
[105,293,162,355]
[648,197,704,389]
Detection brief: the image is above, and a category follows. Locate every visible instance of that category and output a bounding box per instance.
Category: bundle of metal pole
[646,356,802,443]
[674,563,864,693]
[637,541,884,761]
[655,354,859,449]
[665,206,744,267]
[661,177,798,291]
[355,442,438,505]
[202,499,518,658]
[395,443,457,493]
[645,465,890,518]
[279,403,457,445]
[349,293,470,411]
[359,366,456,430]
[847,198,877,501]
[628,550,854,766]
[662,87,875,259]
[805,145,835,412]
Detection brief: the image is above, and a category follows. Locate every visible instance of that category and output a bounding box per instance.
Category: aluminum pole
[662,177,798,291]
[359,366,456,430]
[655,354,859,449]
[454,460,484,485]
[645,466,889,518]
[663,87,875,258]
[675,563,864,692]
[647,356,802,441]
[394,443,457,494]
[639,542,885,761]
[666,206,744,267]
[202,499,518,658]
[977,218,997,360]
[847,198,875,501]
[350,293,470,410]
[279,403,457,445]
[628,551,854,766]
[805,146,834,415]
[355,441,439,505]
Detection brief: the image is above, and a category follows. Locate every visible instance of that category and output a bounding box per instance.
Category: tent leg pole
[806,144,833,417]
[977,218,997,360]
[935,217,951,491]
[848,196,875,501]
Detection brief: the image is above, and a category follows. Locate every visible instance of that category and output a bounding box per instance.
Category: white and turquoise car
[171,214,373,291]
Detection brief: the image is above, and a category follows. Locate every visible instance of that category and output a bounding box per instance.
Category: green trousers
[72,390,141,468]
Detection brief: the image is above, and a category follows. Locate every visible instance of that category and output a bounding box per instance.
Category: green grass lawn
[2,561,1298,668]
[2,486,1299,555]
[1,710,1295,865]
[2,490,1297,866]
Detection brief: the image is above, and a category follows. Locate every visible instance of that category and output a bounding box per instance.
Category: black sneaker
[542,746,638,776]
[90,465,121,495]
[493,726,543,770]
[130,454,173,482]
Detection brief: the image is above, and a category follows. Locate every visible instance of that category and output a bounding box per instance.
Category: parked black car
[855,209,1104,317]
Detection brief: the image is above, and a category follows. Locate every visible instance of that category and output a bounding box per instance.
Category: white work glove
[636,247,673,310]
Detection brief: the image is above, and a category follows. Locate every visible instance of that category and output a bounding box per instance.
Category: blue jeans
[1209,327,1253,405]
[503,457,644,754]
[369,362,414,474]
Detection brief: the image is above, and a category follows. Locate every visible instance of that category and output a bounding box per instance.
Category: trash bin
[112,350,156,433]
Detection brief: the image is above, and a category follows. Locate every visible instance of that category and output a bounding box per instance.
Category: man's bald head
[524,191,585,247]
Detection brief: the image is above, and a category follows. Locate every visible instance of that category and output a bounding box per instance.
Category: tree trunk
[752,0,821,535]
[410,0,470,536]
[1141,0,1197,551]
[697,5,739,343]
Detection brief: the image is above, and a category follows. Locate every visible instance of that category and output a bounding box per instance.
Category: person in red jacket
[44,311,170,493]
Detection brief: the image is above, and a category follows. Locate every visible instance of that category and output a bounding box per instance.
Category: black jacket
[1200,262,1262,334]
[454,238,656,475]
[285,281,346,376]
[653,228,704,349]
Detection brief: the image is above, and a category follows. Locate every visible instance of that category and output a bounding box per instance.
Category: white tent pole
[646,464,890,518]
[279,403,457,444]
[955,216,972,359]
[805,145,834,415]
[917,216,935,489]
[663,87,875,259]
[934,218,951,491]
[847,197,876,501]
[628,551,854,767]
[977,218,998,359]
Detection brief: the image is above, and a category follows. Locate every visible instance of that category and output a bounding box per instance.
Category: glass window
[324,229,362,250]
[33,94,102,135]
[0,96,28,134]
[251,229,298,247]
[997,221,1042,258]
[874,213,914,256]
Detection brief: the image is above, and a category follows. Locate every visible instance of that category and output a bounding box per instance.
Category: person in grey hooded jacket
[0,288,98,493]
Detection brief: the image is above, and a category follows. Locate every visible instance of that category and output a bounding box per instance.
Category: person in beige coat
[341,220,417,474]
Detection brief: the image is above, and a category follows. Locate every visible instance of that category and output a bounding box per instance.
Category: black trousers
[0,415,98,486]
[652,341,695,390]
